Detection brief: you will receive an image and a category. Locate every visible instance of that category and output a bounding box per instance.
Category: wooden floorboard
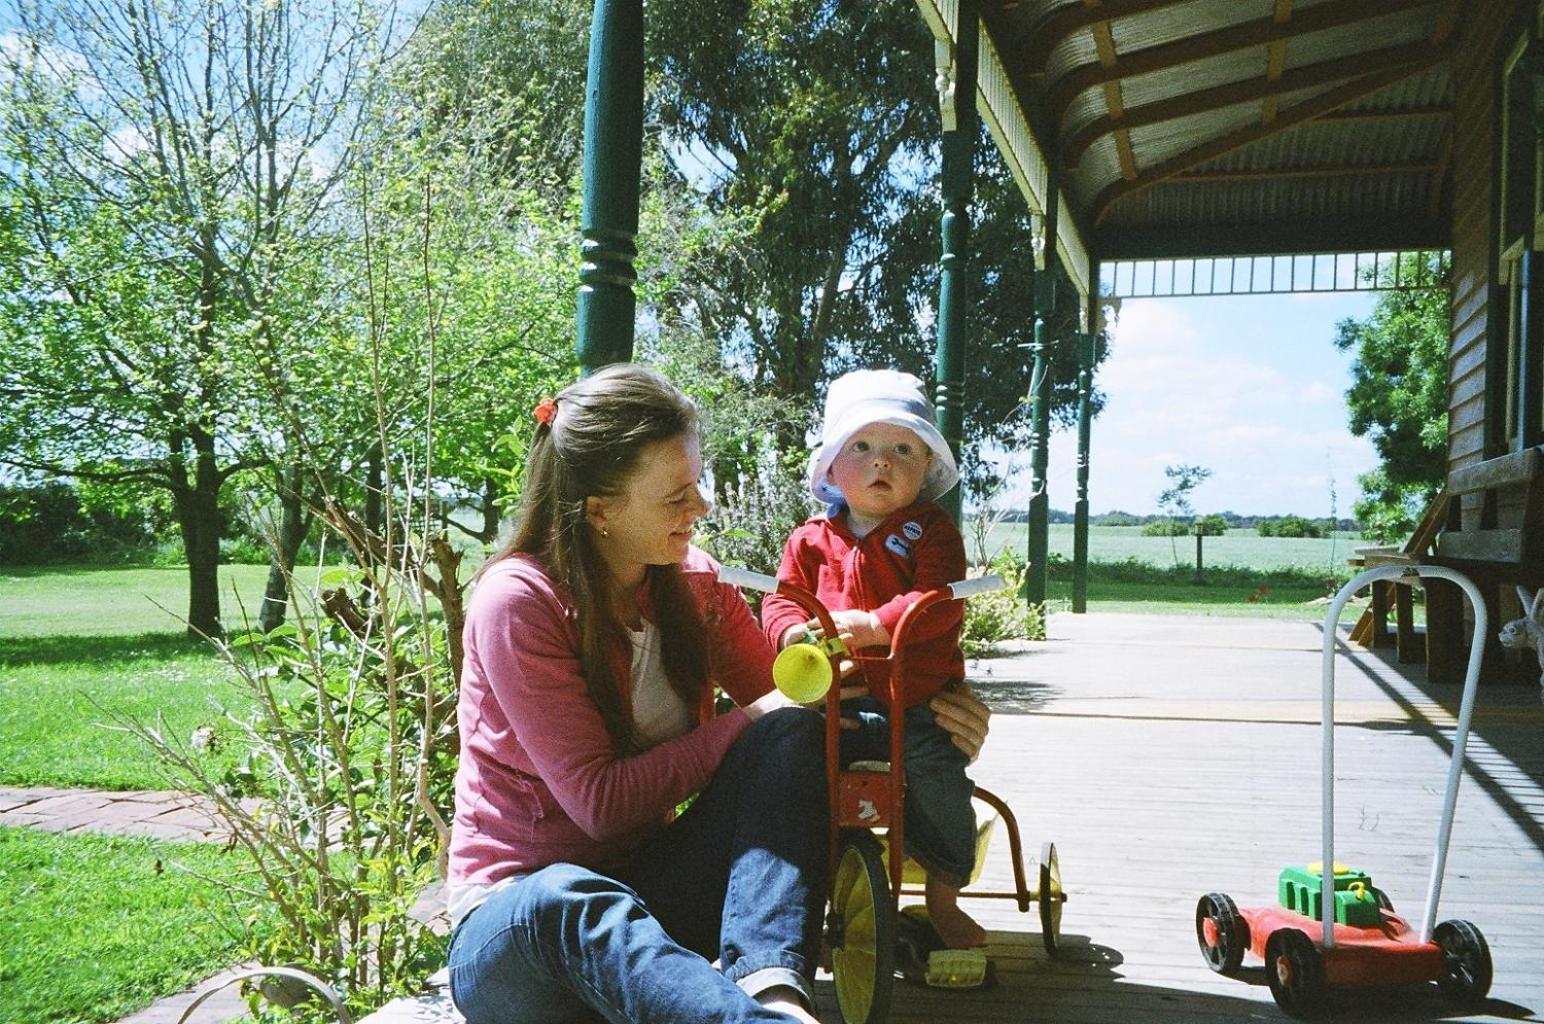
[816,613,1544,1024]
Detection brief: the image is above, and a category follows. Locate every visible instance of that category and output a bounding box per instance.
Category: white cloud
[988,296,1382,517]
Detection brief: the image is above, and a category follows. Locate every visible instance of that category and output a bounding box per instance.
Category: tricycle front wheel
[830,832,895,1024]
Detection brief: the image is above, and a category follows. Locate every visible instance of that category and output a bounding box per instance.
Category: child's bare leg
[925,874,987,948]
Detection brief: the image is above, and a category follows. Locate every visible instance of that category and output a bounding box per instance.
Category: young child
[760,369,985,950]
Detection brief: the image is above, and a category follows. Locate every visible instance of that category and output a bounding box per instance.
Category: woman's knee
[750,707,825,767]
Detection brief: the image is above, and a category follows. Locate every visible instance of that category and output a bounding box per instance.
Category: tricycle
[720,566,1064,1024]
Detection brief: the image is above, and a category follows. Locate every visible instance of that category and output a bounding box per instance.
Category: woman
[446,365,991,1023]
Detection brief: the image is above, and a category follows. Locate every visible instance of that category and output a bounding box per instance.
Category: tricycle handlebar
[948,574,1007,600]
[716,565,781,593]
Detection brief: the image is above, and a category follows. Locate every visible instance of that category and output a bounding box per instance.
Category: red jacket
[762,501,966,709]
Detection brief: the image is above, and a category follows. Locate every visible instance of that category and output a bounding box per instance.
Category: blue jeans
[841,696,976,887]
[447,707,828,1024]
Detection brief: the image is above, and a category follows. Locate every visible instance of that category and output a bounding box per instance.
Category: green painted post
[1072,327,1095,613]
[933,0,977,525]
[1024,302,1052,604]
[575,0,644,373]
[1022,175,1059,605]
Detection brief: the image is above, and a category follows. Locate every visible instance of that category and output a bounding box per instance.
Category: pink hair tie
[533,397,557,427]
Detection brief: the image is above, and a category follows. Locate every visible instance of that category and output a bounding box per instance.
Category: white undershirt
[628,621,692,747]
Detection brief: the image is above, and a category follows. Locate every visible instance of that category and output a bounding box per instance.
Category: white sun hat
[807,369,960,506]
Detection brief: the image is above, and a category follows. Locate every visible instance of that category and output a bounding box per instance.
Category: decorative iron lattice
[1100,250,1448,299]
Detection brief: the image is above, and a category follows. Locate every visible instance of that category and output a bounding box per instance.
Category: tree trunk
[365,443,383,538]
[481,477,500,544]
[259,462,310,632]
[173,444,225,638]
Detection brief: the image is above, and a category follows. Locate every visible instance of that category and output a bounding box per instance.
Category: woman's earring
[601,527,610,538]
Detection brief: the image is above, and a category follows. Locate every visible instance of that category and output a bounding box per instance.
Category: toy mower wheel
[1433,919,1492,1007]
[1195,893,1249,976]
[1037,841,1063,956]
[1265,928,1326,1018]
[829,832,894,1024]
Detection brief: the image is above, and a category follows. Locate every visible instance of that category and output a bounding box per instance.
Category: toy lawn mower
[1196,564,1493,1018]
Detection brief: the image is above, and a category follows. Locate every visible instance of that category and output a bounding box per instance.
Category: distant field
[979,524,1365,573]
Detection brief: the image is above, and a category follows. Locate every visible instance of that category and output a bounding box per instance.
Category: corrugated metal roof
[974,0,1459,262]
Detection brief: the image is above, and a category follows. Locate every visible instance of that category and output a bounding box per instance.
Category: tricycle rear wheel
[1038,842,1063,956]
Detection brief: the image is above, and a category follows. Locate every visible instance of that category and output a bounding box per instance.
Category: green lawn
[0,564,274,637]
[0,826,272,1024]
[0,565,271,790]
[982,523,1365,574]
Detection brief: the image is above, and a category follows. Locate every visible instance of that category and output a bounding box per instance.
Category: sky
[1007,289,1383,519]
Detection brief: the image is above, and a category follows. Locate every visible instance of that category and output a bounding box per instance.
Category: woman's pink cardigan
[449,547,777,889]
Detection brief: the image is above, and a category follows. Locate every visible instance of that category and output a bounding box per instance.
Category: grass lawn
[982,523,1366,574]
[0,565,270,791]
[0,564,273,637]
[0,825,272,1024]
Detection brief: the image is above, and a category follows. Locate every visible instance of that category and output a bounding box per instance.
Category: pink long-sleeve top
[448,546,776,891]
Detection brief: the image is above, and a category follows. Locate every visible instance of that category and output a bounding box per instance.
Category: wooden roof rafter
[1062,39,1449,168]
[1083,0,1139,180]
[1092,52,1450,224]
[1047,0,1441,121]
[1171,161,1442,184]
[1261,0,1294,125]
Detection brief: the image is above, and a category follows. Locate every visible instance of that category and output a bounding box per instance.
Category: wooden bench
[1425,446,1544,684]
[1347,494,1451,664]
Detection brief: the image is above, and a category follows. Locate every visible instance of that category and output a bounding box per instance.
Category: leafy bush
[1140,518,1190,537]
[122,514,465,1017]
[697,449,817,587]
[0,482,167,563]
[1258,515,1323,539]
[1194,514,1228,536]
[961,551,1044,655]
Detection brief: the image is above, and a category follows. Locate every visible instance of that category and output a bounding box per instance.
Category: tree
[1334,254,1449,541]
[0,0,397,635]
[647,0,1103,460]
[1155,463,1211,570]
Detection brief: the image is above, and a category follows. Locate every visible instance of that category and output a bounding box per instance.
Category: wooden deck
[365,610,1543,1024]
[849,612,1544,1024]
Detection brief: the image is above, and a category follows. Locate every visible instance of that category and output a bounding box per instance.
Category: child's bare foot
[756,984,820,1023]
[926,878,987,948]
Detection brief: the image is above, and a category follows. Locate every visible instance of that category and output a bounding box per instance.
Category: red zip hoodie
[761,501,966,709]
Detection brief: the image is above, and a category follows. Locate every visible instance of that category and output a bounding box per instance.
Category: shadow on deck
[852,612,1544,1024]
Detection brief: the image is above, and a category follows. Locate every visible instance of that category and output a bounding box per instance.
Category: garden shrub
[961,551,1044,655]
[696,450,817,593]
[1139,518,1190,537]
[123,512,465,1018]
[0,482,167,563]
[1258,515,1324,538]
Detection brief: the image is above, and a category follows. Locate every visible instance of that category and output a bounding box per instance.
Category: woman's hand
[930,683,991,762]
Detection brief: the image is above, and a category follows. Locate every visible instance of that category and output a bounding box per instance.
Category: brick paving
[0,784,248,842]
